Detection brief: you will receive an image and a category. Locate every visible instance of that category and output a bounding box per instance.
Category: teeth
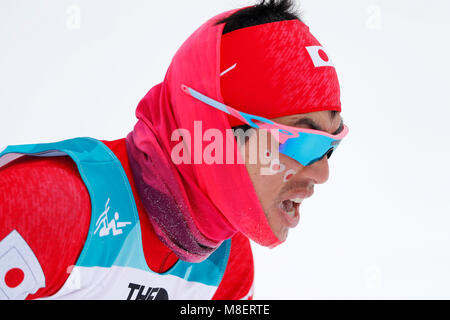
[287,207,296,217]
[290,197,304,204]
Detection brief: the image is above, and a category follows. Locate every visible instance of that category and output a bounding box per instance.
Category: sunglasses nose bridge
[326,147,334,159]
[304,152,331,184]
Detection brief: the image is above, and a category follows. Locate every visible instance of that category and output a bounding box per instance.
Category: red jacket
[0,138,254,300]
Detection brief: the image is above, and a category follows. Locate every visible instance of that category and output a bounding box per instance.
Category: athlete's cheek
[260,149,299,185]
[282,168,297,183]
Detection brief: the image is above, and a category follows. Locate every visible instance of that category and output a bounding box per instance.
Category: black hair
[215,0,302,35]
[216,0,302,135]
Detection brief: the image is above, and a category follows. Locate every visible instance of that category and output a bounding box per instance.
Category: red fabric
[212,232,254,300]
[220,19,341,127]
[128,8,281,255]
[101,139,179,273]
[0,138,253,299]
[106,138,254,299]
[0,155,91,299]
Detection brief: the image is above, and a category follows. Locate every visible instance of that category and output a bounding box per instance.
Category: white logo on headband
[305,46,334,68]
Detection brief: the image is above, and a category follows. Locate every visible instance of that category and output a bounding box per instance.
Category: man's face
[241,110,344,242]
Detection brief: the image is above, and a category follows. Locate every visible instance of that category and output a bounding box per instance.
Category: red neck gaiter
[126,8,280,262]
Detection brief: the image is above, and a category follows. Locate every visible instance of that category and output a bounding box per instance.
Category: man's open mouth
[279,197,304,228]
[281,198,303,217]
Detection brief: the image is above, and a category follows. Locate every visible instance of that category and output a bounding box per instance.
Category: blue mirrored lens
[279,132,339,166]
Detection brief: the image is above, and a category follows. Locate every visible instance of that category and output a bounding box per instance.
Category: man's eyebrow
[293,117,344,135]
[293,117,321,130]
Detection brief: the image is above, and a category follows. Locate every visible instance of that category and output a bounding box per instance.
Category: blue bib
[0,137,230,300]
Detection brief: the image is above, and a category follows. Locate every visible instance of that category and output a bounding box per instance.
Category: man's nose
[302,155,330,184]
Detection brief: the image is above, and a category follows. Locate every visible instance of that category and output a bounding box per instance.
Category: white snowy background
[1,0,449,299]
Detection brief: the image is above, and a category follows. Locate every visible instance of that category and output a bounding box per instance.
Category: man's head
[217,0,346,241]
[129,0,347,260]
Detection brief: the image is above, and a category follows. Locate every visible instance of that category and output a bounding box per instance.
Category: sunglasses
[181,84,349,166]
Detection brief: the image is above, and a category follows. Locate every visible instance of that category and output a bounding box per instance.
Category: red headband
[220,19,341,127]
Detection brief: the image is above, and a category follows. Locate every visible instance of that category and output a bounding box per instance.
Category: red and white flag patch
[0,230,45,300]
[305,45,334,68]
